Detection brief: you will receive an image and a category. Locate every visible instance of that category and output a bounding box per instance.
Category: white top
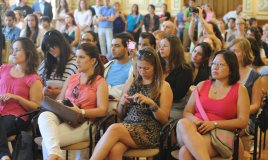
[74,9,93,28]
[20,27,45,48]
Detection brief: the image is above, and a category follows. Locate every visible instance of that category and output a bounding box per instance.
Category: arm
[151,81,173,124]
[70,26,81,47]
[56,77,69,100]
[117,77,134,118]
[83,80,109,118]
[188,13,198,44]
[6,80,43,111]
[154,16,160,31]
[134,19,143,33]
[250,77,262,114]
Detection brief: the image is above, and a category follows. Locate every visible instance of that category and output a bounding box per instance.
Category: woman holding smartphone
[91,46,173,159]
[38,30,78,99]
[38,43,108,160]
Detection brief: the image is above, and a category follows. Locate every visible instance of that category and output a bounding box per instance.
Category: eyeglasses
[72,83,79,99]
[211,62,227,68]
[11,48,24,53]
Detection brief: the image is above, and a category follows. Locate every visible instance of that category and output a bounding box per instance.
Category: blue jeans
[98,28,113,56]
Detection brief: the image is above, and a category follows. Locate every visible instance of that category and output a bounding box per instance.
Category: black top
[143,14,160,33]
[191,63,210,86]
[166,65,193,102]
[12,5,33,17]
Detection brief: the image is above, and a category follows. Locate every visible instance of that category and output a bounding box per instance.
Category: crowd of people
[0,0,268,159]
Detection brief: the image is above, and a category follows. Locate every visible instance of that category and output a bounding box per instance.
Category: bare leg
[176,118,217,160]
[108,142,128,160]
[179,146,194,160]
[90,123,138,160]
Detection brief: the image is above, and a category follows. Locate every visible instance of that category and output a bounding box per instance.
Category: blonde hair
[153,30,166,39]
[228,38,254,67]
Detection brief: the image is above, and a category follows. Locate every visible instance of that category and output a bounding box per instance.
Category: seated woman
[38,30,78,99]
[191,42,212,86]
[176,50,250,160]
[159,35,193,119]
[38,44,109,160]
[90,46,173,160]
[0,37,43,160]
[228,38,262,136]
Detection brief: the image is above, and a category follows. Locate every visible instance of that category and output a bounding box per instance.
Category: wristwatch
[213,121,218,129]
[81,109,86,118]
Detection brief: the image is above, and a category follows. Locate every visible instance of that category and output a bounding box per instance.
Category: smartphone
[128,41,136,50]
[62,99,73,107]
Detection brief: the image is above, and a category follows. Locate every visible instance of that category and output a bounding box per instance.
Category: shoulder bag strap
[194,89,210,121]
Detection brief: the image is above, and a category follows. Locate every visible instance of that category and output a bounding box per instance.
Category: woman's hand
[69,103,82,113]
[197,121,215,134]
[130,93,154,106]
[0,93,19,102]
[119,94,132,106]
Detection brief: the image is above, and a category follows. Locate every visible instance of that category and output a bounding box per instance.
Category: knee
[38,111,57,125]
[105,123,125,136]
[176,118,194,134]
[179,146,194,160]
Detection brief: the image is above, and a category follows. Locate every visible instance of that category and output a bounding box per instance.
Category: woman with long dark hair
[20,14,45,49]
[38,43,108,160]
[38,29,78,99]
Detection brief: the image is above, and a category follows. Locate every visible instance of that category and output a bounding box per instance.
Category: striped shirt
[38,56,78,86]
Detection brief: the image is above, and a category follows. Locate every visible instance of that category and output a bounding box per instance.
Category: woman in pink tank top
[0,37,43,160]
[175,50,250,159]
[38,43,109,160]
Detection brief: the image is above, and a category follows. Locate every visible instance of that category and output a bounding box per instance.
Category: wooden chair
[253,93,268,160]
[167,119,240,160]
[33,110,117,160]
[122,118,175,160]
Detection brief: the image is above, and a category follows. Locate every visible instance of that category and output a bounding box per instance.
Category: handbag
[194,89,234,158]
[40,96,86,127]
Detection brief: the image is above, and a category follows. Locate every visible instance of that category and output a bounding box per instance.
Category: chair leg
[259,130,262,159]
[253,121,258,160]
[264,131,267,150]
[66,150,68,160]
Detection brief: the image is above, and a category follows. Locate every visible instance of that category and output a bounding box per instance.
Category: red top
[195,80,239,121]
[0,65,41,121]
[65,74,104,109]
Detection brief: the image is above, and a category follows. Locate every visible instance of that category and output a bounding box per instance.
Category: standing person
[32,0,53,21]
[159,35,193,119]
[20,14,45,50]
[54,0,69,31]
[175,50,249,160]
[92,0,103,33]
[143,4,160,33]
[2,10,21,43]
[74,0,93,33]
[62,12,81,50]
[183,0,196,52]
[38,43,108,160]
[159,3,171,27]
[204,4,216,22]
[38,30,78,99]
[126,4,143,43]
[223,4,243,24]
[98,0,115,57]
[113,2,126,36]
[11,0,33,18]
[91,46,173,160]
[0,37,43,160]
[174,4,187,42]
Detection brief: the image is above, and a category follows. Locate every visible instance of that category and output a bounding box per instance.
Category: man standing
[2,11,21,42]
[32,0,53,21]
[10,0,33,18]
[98,0,115,58]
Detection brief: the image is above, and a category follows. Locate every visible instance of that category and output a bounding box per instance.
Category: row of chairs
[9,94,268,160]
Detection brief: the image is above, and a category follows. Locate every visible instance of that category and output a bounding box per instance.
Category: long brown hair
[135,46,163,100]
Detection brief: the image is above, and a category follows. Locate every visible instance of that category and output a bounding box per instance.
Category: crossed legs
[90,123,138,160]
